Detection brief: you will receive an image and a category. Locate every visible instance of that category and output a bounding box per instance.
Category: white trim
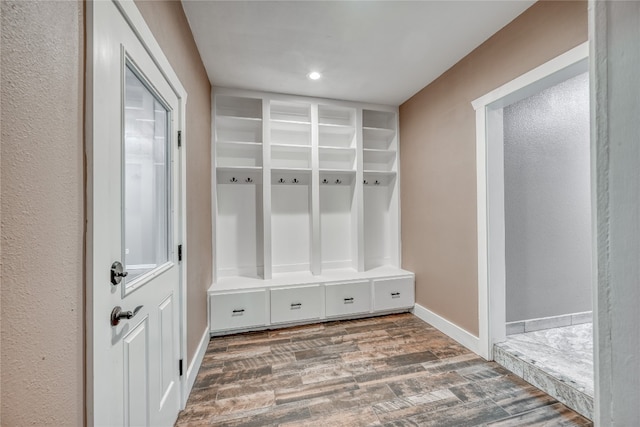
[472,41,589,360]
[185,327,209,400]
[471,43,589,110]
[413,303,481,356]
[589,3,606,423]
[114,0,186,99]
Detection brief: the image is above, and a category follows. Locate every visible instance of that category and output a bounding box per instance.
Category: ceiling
[181,1,535,106]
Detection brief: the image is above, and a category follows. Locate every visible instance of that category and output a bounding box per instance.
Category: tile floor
[494,323,594,420]
[176,313,592,426]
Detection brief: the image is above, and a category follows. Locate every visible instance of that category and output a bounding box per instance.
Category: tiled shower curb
[493,343,593,420]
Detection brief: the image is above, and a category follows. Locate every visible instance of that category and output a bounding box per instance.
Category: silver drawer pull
[391,292,400,298]
[232,308,245,315]
[344,297,354,304]
[290,302,302,309]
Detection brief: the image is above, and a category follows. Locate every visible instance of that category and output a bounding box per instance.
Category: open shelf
[363,127,395,150]
[270,101,311,146]
[215,95,263,144]
[318,105,355,148]
[271,144,311,169]
[216,95,262,119]
[319,146,356,170]
[319,124,355,148]
[319,105,355,126]
[217,141,262,168]
[271,120,311,146]
[363,149,396,171]
[363,109,395,130]
[271,101,311,123]
[216,116,263,143]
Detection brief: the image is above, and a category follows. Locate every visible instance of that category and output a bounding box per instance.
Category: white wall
[504,72,592,322]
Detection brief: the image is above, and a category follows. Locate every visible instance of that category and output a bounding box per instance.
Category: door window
[123,64,171,285]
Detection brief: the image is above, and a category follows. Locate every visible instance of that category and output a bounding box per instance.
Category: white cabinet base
[208,268,414,335]
[209,290,267,332]
[373,277,415,312]
[325,280,371,318]
[271,285,322,324]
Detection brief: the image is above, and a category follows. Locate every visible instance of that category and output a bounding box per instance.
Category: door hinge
[178,244,183,262]
[177,130,182,148]
[179,359,183,376]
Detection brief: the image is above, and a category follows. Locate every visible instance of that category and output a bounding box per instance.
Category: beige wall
[134,0,212,368]
[400,0,588,335]
[1,1,85,425]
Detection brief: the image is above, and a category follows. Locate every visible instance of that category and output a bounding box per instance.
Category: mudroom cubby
[210,88,412,335]
[271,170,312,274]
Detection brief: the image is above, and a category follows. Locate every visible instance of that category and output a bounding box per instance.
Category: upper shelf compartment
[217,95,262,119]
[270,101,311,146]
[319,105,355,148]
[363,109,396,151]
[216,117,262,144]
[271,101,311,122]
[363,109,395,130]
[216,95,263,143]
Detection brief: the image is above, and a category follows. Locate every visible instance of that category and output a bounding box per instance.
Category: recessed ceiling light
[308,71,321,81]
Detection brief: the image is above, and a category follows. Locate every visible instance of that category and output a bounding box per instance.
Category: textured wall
[400,1,587,335]
[1,1,84,425]
[504,72,591,322]
[134,0,212,363]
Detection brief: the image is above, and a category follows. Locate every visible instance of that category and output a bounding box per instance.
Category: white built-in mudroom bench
[209,88,414,335]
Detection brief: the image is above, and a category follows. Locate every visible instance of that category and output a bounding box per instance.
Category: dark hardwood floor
[176,313,592,426]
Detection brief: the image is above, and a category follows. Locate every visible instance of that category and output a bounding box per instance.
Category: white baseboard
[413,303,481,356]
[185,327,209,401]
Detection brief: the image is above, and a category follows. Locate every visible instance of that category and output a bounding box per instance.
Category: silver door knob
[110,305,143,326]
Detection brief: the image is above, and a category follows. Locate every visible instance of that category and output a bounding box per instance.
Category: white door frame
[471,42,589,360]
[85,0,189,422]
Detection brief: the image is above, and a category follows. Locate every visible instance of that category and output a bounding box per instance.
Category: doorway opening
[473,43,593,420]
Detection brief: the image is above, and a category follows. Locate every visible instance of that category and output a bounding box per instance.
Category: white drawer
[271,285,321,324]
[210,290,267,332]
[325,280,371,318]
[373,276,414,311]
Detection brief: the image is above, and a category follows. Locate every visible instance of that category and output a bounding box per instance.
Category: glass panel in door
[123,65,171,284]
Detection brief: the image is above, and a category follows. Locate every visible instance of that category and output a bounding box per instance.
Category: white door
[89,1,182,425]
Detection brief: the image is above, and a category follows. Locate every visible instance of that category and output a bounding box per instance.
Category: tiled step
[493,341,593,420]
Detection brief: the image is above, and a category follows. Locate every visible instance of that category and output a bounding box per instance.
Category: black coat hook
[322,179,328,184]
[292,178,299,184]
[278,178,285,184]
[230,177,237,183]
[245,177,253,183]
[364,180,368,185]
[335,179,342,184]
[374,180,380,185]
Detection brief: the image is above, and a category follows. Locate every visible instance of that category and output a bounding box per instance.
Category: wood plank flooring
[176,313,592,426]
